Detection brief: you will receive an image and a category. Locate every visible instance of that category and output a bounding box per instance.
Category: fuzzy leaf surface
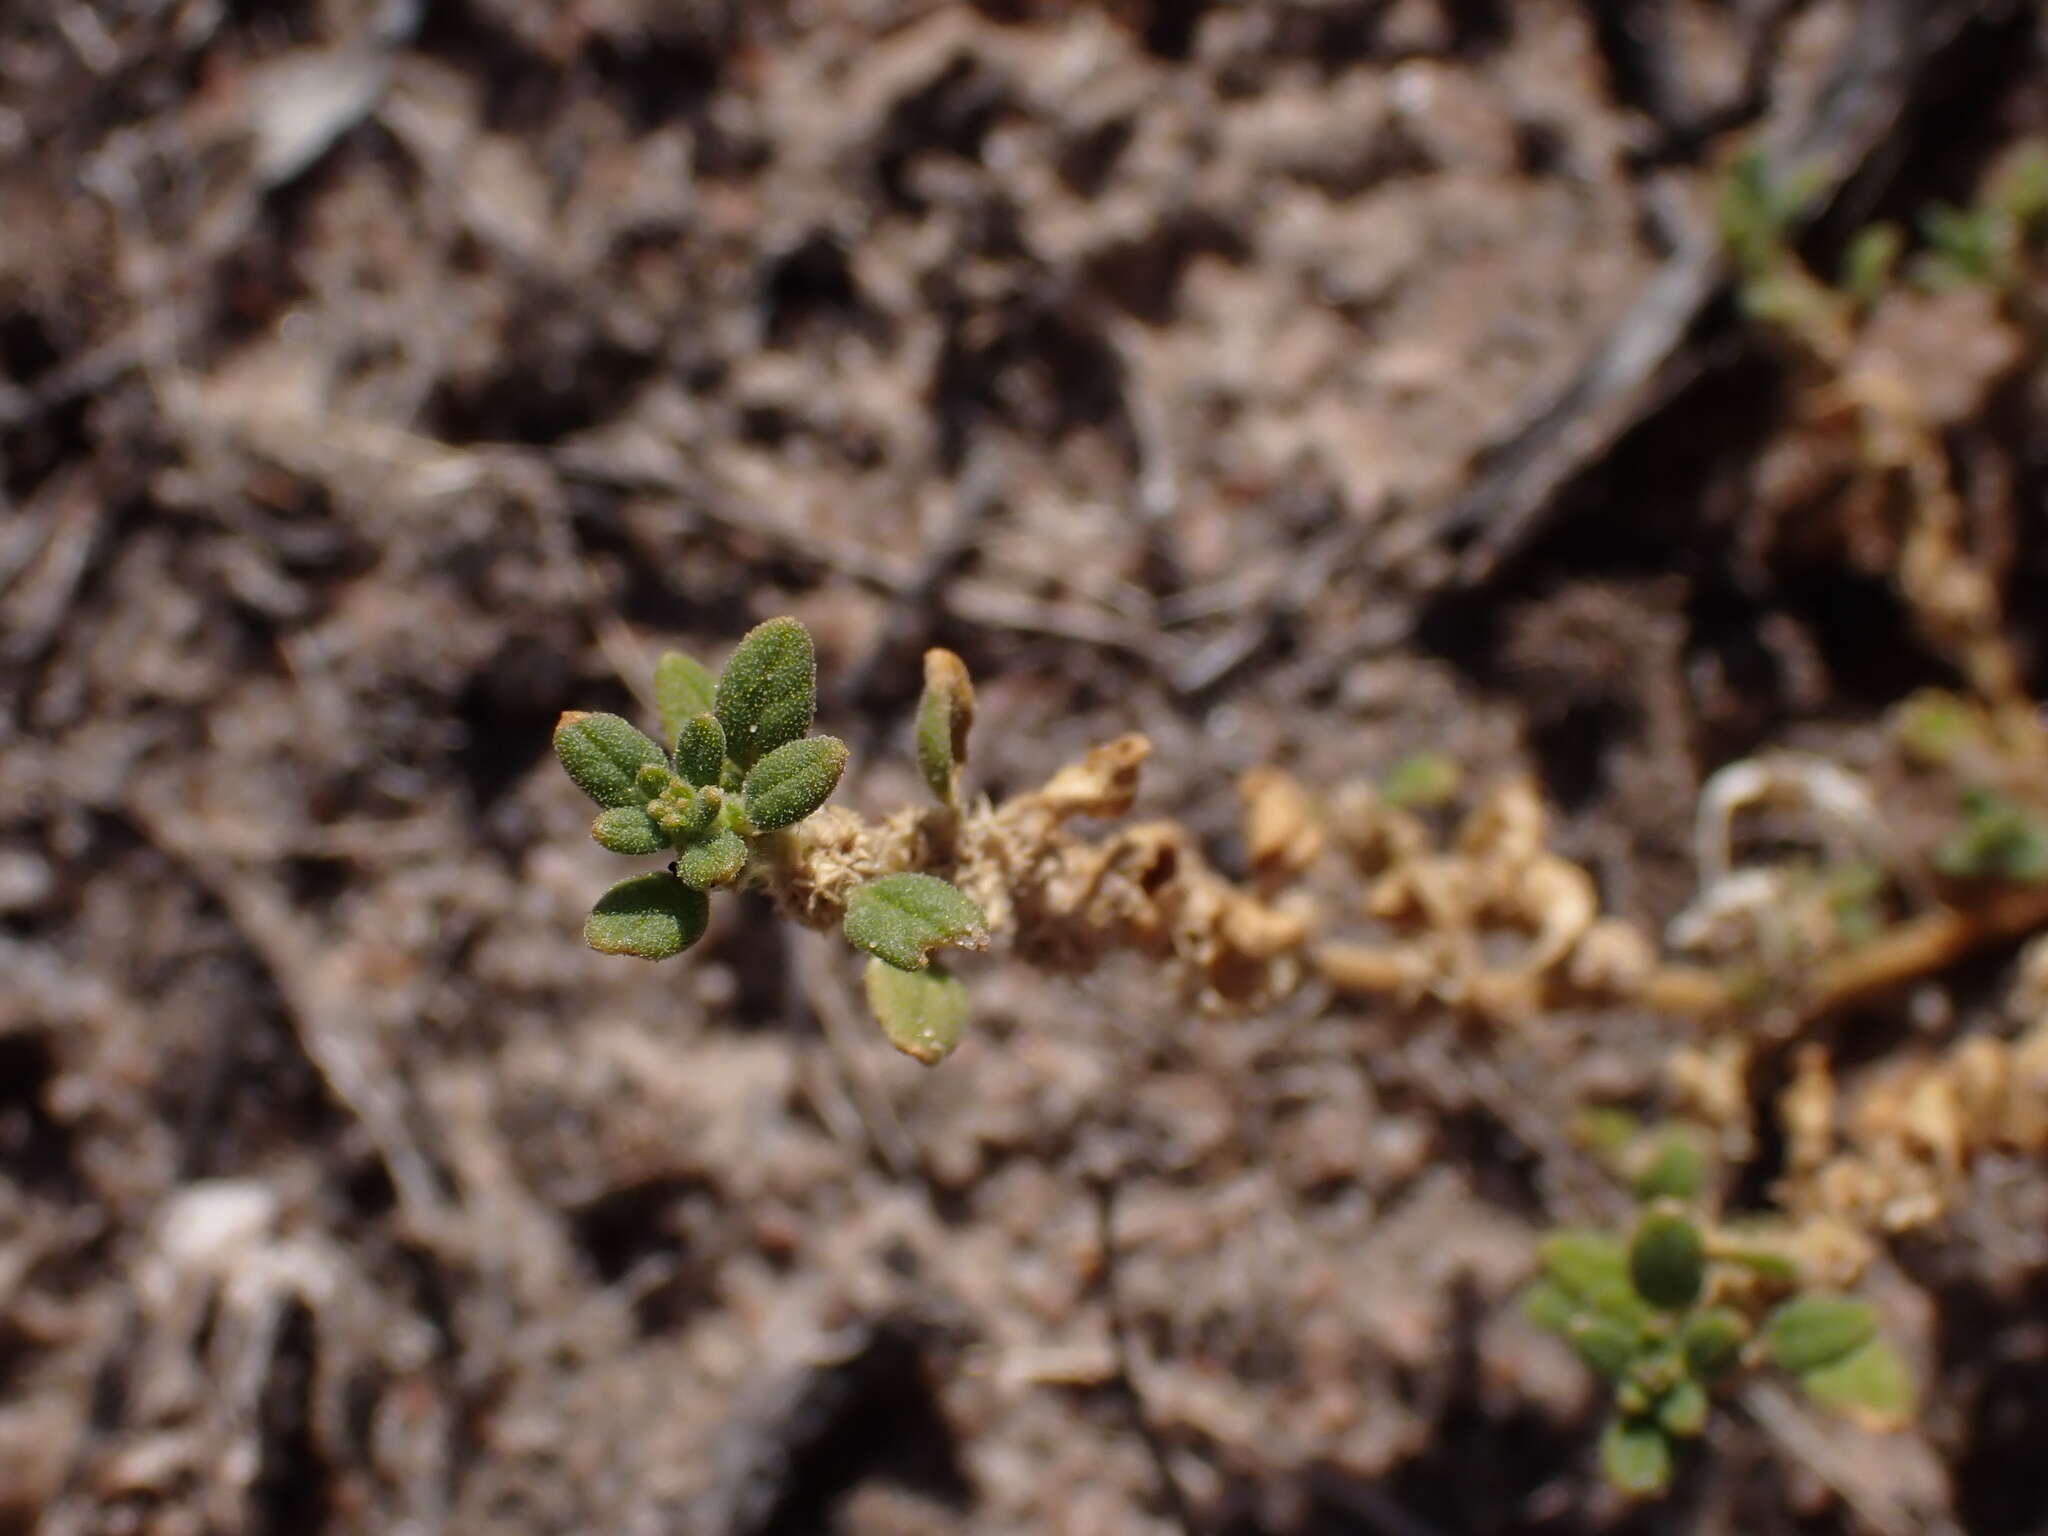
[1599,1418,1673,1497]
[1568,1314,1641,1380]
[844,873,989,971]
[592,806,664,856]
[715,617,816,769]
[743,736,847,830]
[1797,1337,1914,1430]
[865,959,969,1065]
[585,873,708,959]
[1714,1241,1799,1284]
[675,712,727,789]
[1631,1130,1708,1202]
[670,784,721,841]
[914,648,973,806]
[1521,1281,1577,1334]
[555,712,668,808]
[655,652,716,751]
[1764,1295,1878,1374]
[1539,1231,1647,1325]
[1629,1212,1705,1311]
[1679,1308,1748,1382]
[674,828,748,890]
[1657,1380,1709,1440]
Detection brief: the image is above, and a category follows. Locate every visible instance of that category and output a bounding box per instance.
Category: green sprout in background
[1718,137,2048,326]
[1527,1114,1915,1497]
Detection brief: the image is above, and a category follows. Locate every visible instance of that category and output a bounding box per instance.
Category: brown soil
[5,2,2048,1533]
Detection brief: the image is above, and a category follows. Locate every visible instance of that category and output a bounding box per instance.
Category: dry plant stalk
[1310,776,1662,1019]
[757,733,1310,1010]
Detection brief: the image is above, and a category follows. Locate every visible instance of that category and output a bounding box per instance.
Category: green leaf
[1934,788,2048,883]
[1657,1379,1709,1440]
[1571,1106,1642,1157]
[1599,1417,1674,1497]
[1764,1295,1878,1374]
[1631,1129,1709,1203]
[1798,1336,1915,1431]
[555,712,669,808]
[915,648,974,807]
[1713,1240,1799,1285]
[1679,1308,1748,1383]
[1840,222,1902,306]
[592,806,664,856]
[1539,1231,1648,1325]
[743,736,848,831]
[655,652,716,752]
[674,828,748,890]
[1522,1281,1578,1334]
[865,958,969,1065]
[1630,1212,1705,1311]
[715,617,816,770]
[1569,1314,1642,1381]
[844,873,990,971]
[1629,1348,1684,1398]
[1380,750,1462,810]
[674,712,727,789]
[585,873,709,960]
[671,784,723,841]
[1918,202,2007,287]
[1991,143,2048,230]
[1893,691,1986,767]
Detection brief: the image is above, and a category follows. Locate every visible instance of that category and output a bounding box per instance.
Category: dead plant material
[1778,938,2048,1232]
[1313,779,1628,1020]
[1238,767,1326,887]
[757,733,1309,1009]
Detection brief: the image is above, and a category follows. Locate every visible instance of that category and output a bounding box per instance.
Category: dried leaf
[1239,767,1325,878]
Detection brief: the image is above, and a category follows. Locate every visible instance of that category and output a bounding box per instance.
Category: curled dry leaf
[1778,1010,2048,1232]
[1312,778,1630,1021]
[1239,766,1325,883]
[750,730,1312,1008]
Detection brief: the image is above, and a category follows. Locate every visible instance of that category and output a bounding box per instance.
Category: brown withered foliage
[758,729,1310,1008]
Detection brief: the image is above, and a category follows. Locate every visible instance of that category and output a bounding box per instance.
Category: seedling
[1379,750,1462,811]
[555,617,989,1058]
[1932,788,2048,885]
[1527,1120,1914,1497]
